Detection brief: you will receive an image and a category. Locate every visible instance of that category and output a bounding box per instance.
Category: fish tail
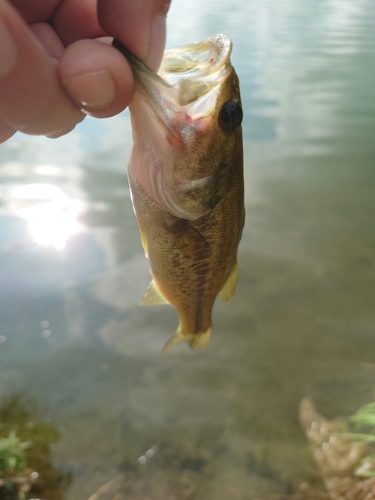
[162,325,212,353]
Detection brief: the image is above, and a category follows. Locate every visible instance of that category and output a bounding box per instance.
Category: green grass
[339,401,375,478]
[0,431,30,479]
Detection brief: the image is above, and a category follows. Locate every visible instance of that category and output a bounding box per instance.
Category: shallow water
[1,0,375,498]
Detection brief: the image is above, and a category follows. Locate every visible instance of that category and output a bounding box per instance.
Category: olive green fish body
[117,34,244,350]
[129,132,243,350]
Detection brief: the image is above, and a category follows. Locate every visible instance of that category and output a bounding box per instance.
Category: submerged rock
[299,398,375,500]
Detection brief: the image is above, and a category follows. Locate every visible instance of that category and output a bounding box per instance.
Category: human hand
[0,0,170,143]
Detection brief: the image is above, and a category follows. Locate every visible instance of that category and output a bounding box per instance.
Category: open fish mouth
[159,34,233,105]
[112,34,233,123]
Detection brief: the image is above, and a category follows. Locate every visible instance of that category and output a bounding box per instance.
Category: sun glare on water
[12,183,83,251]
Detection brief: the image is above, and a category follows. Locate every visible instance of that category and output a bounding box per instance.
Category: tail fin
[162,326,212,353]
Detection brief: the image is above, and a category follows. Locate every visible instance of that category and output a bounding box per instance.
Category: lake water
[1,0,375,498]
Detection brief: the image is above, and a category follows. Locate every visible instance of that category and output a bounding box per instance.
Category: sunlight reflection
[13,183,83,251]
[35,165,60,176]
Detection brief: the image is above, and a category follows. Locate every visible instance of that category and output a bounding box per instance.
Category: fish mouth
[113,34,233,126]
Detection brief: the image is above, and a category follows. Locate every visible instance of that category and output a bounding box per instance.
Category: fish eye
[218,99,243,133]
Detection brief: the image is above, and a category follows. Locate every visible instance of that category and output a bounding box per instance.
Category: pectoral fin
[141,280,169,306]
[170,219,212,260]
[219,262,238,302]
[139,227,149,258]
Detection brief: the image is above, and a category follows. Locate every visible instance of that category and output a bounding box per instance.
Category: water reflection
[87,424,297,500]
[14,184,83,251]
[0,0,375,498]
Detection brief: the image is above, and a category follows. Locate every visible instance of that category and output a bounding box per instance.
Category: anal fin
[141,280,169,306]
[219,262,238,303]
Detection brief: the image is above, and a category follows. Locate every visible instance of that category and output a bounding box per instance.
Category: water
[1,0,375,498]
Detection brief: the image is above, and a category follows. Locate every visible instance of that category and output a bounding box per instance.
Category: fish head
[121,34,243,220]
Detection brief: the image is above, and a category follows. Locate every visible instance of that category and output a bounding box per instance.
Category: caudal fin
[162,326,212,353]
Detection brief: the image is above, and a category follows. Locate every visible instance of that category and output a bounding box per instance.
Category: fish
[113,34,244,351]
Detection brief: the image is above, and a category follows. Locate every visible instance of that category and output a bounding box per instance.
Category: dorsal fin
[141,280,169,306]
[219,262,238,302]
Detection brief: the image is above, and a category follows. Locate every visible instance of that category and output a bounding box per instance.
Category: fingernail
[0,18,17,77]
[62,70,116,108]
[146,12,167,72]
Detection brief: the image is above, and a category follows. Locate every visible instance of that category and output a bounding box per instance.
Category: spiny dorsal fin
[162,326,212,353]
[219,262,238,302]
[141,280,169,306]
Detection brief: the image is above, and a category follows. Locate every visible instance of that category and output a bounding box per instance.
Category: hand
[0,0,170,143]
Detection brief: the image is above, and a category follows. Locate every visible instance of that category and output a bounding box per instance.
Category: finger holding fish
[0,0,84,139]
[98,0,170,71]
[0,0,168,142]
[58,38,135,118]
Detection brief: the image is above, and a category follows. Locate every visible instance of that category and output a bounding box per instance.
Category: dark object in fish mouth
[112,38,149,70]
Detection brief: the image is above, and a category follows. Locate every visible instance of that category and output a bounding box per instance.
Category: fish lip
[112,34,232,91]
[112,35,233,130]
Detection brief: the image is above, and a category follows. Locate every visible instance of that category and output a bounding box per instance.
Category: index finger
[9,0,105,44]
[98,0,170,71]
[0,0,83,137]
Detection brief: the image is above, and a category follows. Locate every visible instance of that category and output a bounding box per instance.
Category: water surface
[1,0,375,498]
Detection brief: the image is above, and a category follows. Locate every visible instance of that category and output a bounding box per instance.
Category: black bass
[113,34,244,351]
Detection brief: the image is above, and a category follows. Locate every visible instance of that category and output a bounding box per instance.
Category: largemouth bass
[113,34,244,351]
